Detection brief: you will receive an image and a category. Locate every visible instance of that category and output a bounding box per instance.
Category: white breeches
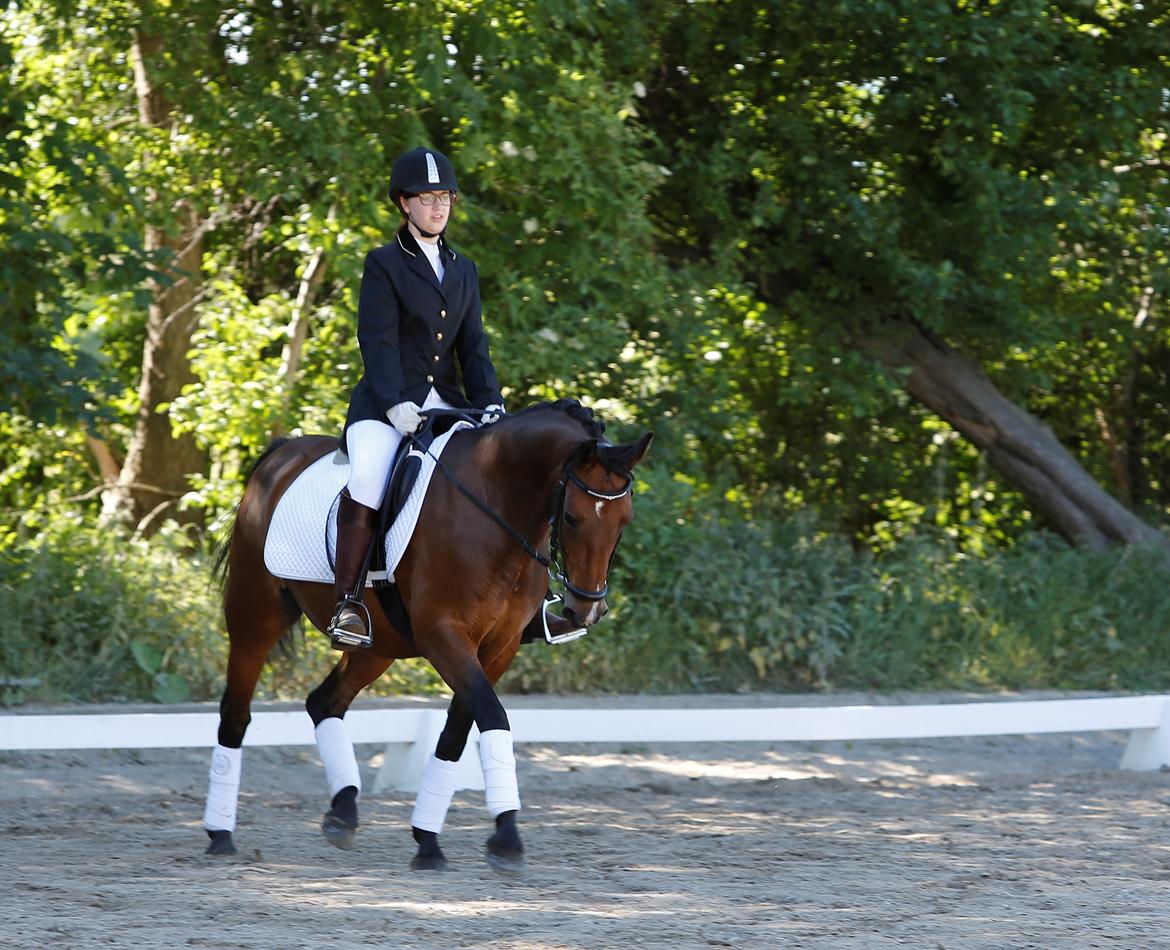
[344,390,456,509]
[345,420,401,509]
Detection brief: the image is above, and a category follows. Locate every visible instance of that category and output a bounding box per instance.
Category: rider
[327,145,505,650]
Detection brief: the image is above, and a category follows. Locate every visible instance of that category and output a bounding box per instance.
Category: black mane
[513,399,645,476]
[514,398,607,441]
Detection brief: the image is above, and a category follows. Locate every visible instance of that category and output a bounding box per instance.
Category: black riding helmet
[388,146,458,210]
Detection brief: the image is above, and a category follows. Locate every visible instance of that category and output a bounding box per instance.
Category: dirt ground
[3,692,1170,949]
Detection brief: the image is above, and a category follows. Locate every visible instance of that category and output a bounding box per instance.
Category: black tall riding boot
[327,488,379,650]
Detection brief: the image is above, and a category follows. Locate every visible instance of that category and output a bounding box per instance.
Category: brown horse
[201,399,652,871]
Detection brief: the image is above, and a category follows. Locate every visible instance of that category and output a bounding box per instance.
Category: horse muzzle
[562,595,608,628]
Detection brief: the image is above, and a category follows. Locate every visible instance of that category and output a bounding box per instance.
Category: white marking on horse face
[581,599,606,625]
[594,500,605,519]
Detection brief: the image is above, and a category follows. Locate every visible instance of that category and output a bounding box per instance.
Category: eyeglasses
[412,192,455,207]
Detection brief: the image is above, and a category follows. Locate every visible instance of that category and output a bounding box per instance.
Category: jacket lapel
[396,228,446,299]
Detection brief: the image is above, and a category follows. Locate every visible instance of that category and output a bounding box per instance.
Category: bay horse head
[550,433,653,629]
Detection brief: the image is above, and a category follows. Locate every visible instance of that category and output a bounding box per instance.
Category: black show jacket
[341,226,504,440]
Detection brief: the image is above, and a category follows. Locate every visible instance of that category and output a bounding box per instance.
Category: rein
[406,412,633,597]
[406,411,550,566]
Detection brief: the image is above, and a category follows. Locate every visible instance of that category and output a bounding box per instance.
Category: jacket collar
[395,225,457,262]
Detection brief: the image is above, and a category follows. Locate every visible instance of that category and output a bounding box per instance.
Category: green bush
[0,516,225,705]
[507,471,1170,694]
[842,535,1170,692]
[5,496,1170,705]
[0,516,444,706]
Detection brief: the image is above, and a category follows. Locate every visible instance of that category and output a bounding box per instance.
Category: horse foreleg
[424,645,525,873]
[479,642,526,874]
[408,694,474,870]
[305,650,392,851]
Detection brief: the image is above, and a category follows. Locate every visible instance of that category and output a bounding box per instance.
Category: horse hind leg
[204,580,302,856]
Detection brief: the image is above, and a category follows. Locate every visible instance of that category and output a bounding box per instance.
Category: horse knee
[459,672,509,734]
[305,685,332,726]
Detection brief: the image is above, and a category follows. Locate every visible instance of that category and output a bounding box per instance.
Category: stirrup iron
[541,593,588,645]
[327,597,373,650]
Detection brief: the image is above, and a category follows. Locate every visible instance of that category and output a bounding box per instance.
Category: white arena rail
[3,695,1168,793]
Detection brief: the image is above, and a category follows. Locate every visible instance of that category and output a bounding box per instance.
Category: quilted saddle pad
[262,422,471,585]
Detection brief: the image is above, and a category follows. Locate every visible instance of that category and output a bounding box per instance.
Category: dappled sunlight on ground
[3,703,1169,948]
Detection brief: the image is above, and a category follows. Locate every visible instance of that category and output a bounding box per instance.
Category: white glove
[386,400,423,435]
[480,404,505,425]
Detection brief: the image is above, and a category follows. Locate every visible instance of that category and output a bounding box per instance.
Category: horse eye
[563,512,580,528]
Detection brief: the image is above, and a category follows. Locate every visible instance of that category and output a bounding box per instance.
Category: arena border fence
[4,694,1169,793]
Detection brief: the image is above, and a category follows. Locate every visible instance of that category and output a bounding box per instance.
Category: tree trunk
[273,244,328,435]
[851,317,1170,552]
[99,29,207,533]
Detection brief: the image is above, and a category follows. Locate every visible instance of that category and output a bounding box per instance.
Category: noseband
[548,466,634,602]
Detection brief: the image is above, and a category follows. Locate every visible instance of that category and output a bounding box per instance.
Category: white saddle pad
[263,422,471,585]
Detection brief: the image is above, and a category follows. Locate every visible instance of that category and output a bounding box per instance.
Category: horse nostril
[599,600,609,619]
[562,604,578,625]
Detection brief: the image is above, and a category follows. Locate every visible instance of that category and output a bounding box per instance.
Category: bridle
[410,417,633,601]
[547,464,634,602]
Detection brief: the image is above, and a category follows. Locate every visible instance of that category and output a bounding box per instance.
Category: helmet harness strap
[402,201,443,240]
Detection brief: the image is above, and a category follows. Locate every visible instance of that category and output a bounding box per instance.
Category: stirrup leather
[327,597,373,650]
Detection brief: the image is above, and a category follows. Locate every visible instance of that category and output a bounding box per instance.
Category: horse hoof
[486,849,526,874]
[486,846,526,875]
[409,853,450,871]
[205,830,237,856]
[321,813,357,851]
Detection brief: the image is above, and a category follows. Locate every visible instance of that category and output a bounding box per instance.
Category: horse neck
[489,414,587,524]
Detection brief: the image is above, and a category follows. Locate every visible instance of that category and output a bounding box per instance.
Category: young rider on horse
[327,146,505,650]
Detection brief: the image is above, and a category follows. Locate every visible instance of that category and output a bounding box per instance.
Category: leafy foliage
[3,1,1170,701]
[631,0,1170,529]
[4,513,1169,705]
[0,518,446,706]
[509,480,1170,694]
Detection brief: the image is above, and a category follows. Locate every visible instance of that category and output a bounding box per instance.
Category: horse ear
[571,439,599,469]
[603,431,653,472]
[626,431,654,469]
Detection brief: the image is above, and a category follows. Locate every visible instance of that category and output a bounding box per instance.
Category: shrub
[508,475,1170,695]
[5,495,1170,705]
[0,516,444,706]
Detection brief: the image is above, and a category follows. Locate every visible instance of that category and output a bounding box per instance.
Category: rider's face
[403,192,453,234]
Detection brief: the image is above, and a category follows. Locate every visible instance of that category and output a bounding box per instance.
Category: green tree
[637,0,1170,549]
[2,0,673,535]
[0,14,149,425]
